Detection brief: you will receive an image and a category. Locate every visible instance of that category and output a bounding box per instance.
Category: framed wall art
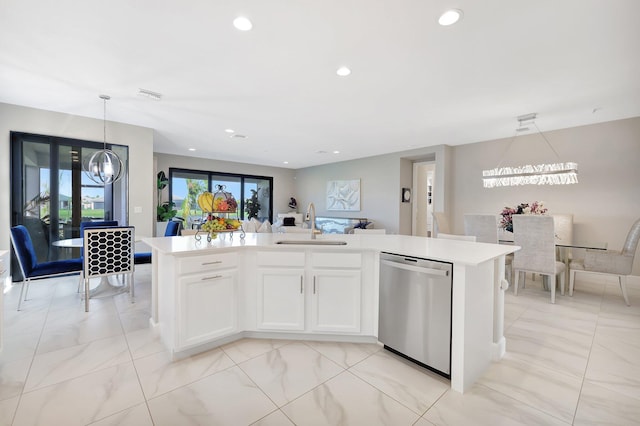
[326,179,361,211]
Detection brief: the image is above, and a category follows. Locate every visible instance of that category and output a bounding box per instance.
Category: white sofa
[272,212,310,233]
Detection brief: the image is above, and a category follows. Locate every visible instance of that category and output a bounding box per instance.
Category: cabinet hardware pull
[202,261,223,265]
[300,276,303,294]
[313,276,316,294]
[201,275,223,281]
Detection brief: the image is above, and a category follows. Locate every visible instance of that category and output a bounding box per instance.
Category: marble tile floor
[1,266,640,425]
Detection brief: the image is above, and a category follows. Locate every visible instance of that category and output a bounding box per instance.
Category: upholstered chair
[10,225,83,310]
[512,215,566,303]
[134,219,181,264]
[464,214,513,283]
[432,212,450,236]
[569,218,640,306]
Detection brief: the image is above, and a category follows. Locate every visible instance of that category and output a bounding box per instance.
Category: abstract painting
[327,179,360,211]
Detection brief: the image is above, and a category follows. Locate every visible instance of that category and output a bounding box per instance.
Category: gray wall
[293,145,448,234]
[450,117,640,275]
[0,102,154,254]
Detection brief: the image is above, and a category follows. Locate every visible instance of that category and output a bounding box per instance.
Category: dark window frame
[168,167,273,223]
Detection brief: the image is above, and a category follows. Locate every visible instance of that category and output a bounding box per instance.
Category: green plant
[245,188,261,219]
[156,170,177,221]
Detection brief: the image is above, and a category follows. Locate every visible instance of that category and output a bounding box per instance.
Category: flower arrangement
[500,201,548,232]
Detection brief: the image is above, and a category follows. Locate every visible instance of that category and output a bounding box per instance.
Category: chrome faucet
[306,202,322,239]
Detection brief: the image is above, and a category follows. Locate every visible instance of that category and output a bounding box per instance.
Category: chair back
[463,214,498,243]
[83,227,134,279]
[622,218,640,257]
[437,233,477,242]
[432,212,450,235]
[353,228,386,234]
[552,214,573,244]
[512,215,556,274]
[165,220,182,236]
[10,225,38,275]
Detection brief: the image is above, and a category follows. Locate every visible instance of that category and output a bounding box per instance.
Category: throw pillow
[251,218,262,231]
[242,219,256,233]
[258,220,272,233]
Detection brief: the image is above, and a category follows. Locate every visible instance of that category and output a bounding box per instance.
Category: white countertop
[143,233,518,266]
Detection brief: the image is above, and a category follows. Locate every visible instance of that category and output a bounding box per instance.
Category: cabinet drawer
[178,252,238,275]
[257,251,305,267]
[312,252,362,268]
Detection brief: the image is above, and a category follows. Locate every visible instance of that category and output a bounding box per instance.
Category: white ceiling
[1,0,639,169]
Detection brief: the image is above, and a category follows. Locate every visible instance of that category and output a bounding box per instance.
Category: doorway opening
[412,162,435,237]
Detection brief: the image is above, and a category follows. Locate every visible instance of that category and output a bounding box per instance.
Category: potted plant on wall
[156,170,177,235]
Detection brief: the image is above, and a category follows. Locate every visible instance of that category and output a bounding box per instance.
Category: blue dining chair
[134,220,182,264]
[10,225,83,310]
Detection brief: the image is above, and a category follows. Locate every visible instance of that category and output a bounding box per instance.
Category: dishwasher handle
[381,259,449,277]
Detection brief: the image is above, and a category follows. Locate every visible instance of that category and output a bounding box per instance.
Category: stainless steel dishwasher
[378,252,453,378]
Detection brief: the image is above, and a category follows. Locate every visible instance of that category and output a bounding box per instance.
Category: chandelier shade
[483,162,578,188]
[482,113,578,189]
[83,95,124,185]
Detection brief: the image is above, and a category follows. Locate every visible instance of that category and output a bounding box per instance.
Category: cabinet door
[257,269,305,331]
[311,270,361,333]
[178,270,237,349]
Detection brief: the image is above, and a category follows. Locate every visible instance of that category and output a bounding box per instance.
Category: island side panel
[493,254,507,359]
[450,261,494,393]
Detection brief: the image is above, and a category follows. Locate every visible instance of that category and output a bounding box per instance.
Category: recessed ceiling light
[336,66,351,77]
[188,148,196,151]
[225,128,235,133]
[333,150,340,154]
[438,9,463,26]
[233,16,253,31]
[283,161,289,165]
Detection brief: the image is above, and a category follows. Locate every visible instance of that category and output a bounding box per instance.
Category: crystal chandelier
[83,95,124,185]
[482,113,578,188]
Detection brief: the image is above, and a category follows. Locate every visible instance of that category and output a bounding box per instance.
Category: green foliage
[245,188,261,219]
[157,170,177,221]
[157,202,177,221]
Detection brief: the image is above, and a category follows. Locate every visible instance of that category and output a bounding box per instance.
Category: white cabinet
[255,250,362,334]
[256,251,305,331]
[257,268,305,330]
[310,252,362,333]
[311,269,361,333]
[157,251,238,352]
[178,269,237,348]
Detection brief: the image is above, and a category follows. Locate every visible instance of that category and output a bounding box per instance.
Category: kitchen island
[143,232,517,393]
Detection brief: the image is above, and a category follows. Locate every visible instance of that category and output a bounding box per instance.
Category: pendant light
[482,113,578,188]
[83,94,124,185]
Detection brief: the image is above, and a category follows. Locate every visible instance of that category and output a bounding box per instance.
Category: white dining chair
[512,215,566,303]
[569,218,640,306]
[464,213,513,284]
[437,233,477,242]
[464,214,499,243]
[432,212,450,236]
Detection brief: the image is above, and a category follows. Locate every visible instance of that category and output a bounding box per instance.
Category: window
[169,168,273,228]
[10,132,128,265]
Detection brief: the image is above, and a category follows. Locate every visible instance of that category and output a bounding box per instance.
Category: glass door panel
[171,171,209,229]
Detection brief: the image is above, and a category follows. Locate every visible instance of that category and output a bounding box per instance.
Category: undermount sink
[275,240,347,246]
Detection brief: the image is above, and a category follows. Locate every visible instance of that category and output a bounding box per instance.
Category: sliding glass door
[11,132,128,266]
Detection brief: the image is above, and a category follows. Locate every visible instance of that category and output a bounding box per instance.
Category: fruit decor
[201,216,242,232]
[197,185,238,213]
